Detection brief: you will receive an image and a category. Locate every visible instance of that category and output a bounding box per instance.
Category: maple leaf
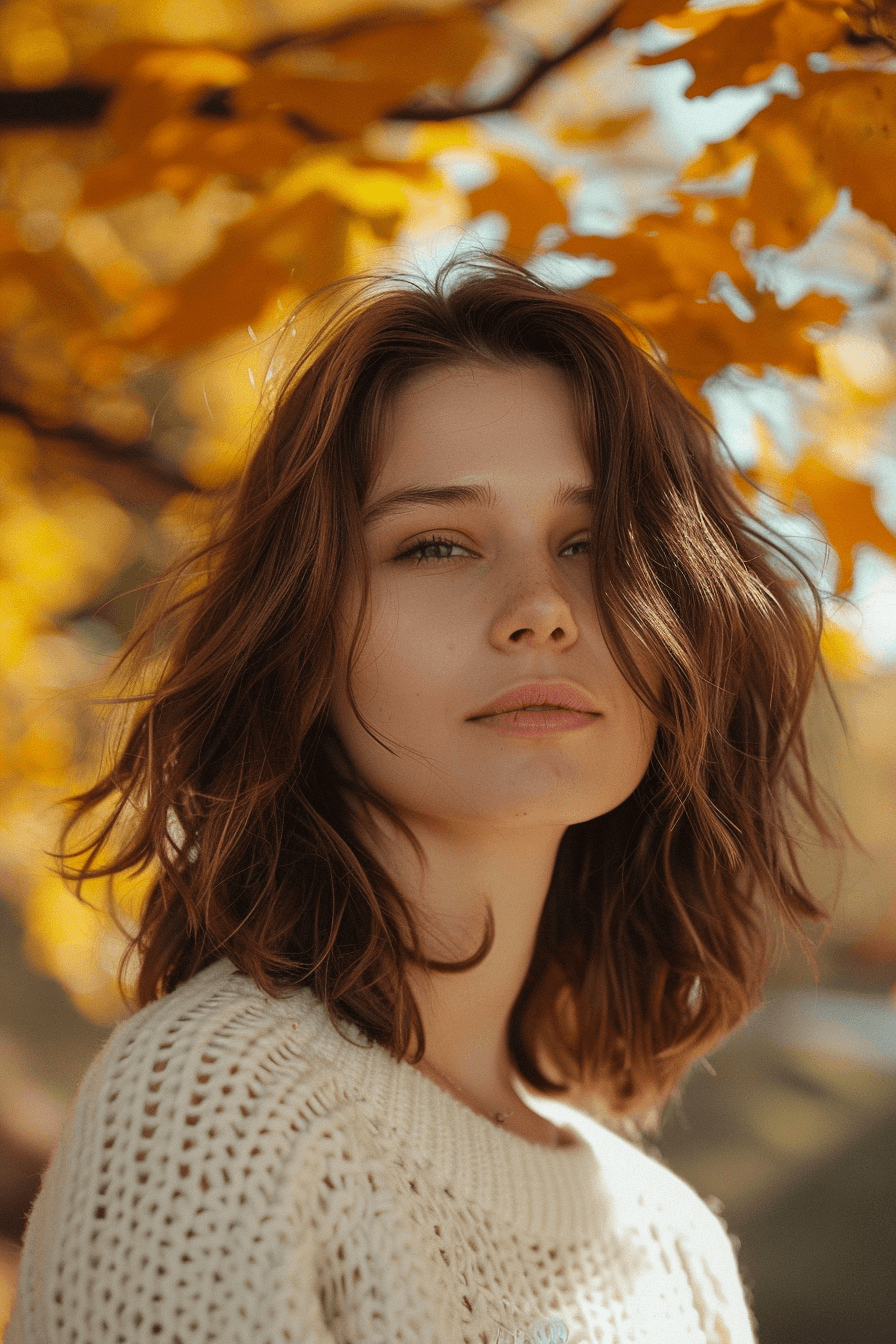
[639,0,844,96]
[467,155,567,255]
[686,67,896,247]
[759,453,896,591]
[562,196,845,389]
[237,10,491,137]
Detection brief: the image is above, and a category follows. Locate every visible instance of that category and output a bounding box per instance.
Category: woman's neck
[357,806,572,1143]
[412,1053,575,1150]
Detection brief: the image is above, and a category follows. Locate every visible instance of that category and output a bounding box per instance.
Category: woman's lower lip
[475,709,598,735]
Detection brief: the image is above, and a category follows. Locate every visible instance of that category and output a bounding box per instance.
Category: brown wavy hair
[59,253,844,1117]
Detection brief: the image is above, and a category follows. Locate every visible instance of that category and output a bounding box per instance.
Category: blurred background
[1,1,895,1340]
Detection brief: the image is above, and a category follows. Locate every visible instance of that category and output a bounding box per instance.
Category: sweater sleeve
[676,1198,757,1344]
[6,996,342,1344]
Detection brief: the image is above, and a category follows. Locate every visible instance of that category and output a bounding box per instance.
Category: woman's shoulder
[83,957,363,1125]
[575,1110,737,1249]
[39,956,371,1218]
[570,1116,756,1340]
[10,964,374,1342]
[116,953,370,1052]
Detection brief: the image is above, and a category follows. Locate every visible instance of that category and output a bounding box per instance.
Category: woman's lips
[474,707,597,735]
[470,681,600,718]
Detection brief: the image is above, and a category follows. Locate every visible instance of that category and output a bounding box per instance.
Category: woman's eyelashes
[395,534,473,563]
[393,534,591,564]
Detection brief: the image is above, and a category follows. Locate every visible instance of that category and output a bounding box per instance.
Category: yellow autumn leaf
[272,153,416,217]
[110,153,432,353]
[10,714,77,786]
[0,578,40,669]
[820,620,868,680]
[0,479,133,611]
[113,190,346,353]
[23,868,134,1023]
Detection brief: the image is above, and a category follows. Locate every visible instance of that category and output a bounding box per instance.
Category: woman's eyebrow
[362,481,595,527]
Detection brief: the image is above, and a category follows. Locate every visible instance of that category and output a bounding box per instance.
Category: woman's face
[328,360,657,837]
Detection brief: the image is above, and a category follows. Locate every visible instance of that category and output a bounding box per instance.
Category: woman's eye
[395,535,470,563]
[395,535,591,564]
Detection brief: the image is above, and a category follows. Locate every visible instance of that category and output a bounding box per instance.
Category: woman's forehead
[376,360,588,486]
[393,357,565,406]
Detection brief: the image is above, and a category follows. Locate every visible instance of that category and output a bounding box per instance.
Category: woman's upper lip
[470,681,600,719]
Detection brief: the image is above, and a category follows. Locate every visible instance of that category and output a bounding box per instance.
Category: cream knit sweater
[7,958,756,1344]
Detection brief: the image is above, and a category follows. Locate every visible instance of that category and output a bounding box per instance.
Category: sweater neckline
[366,1038,605,1235]
[214,960,607,1241]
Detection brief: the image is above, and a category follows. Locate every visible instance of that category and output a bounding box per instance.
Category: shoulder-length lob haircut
[61,253,842,1117]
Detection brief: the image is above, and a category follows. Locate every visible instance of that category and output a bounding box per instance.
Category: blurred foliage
[1,0,896,1023]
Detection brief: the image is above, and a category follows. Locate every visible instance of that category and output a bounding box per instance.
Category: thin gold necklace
[418,1059,564,1149]
[417,1056,517,1128]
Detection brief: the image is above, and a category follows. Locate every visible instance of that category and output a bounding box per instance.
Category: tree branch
[193,86,337,141]
[844,0,896,51]
[0,84,110,128]
[0,3,623,132]
[0,398,199,507]
[386,5,623,120]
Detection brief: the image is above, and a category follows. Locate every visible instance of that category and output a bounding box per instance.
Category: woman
[8,255,839,1344]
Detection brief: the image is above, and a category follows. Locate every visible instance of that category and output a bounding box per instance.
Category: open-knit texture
[8,957,755,1344]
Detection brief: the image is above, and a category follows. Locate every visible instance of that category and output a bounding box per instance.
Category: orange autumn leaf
[763,68,896,242]
[236,10,491,139]
[113,191,348,353]
[660,289,843,384]
[563,195,752,304]
[109,153,425,352]
[640,2,783,93]
[79,42,290,208]
[563,228,677,312]
[707,68,896,248]
[639,0,843,96]
[680,137,756,189]
[562,197,844,388]
[82,42,252,151]
[608,0,702,30]
[82,115,307,209]
[80,39,251,87]
[467,155,567,256]
[764,454,896,591]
